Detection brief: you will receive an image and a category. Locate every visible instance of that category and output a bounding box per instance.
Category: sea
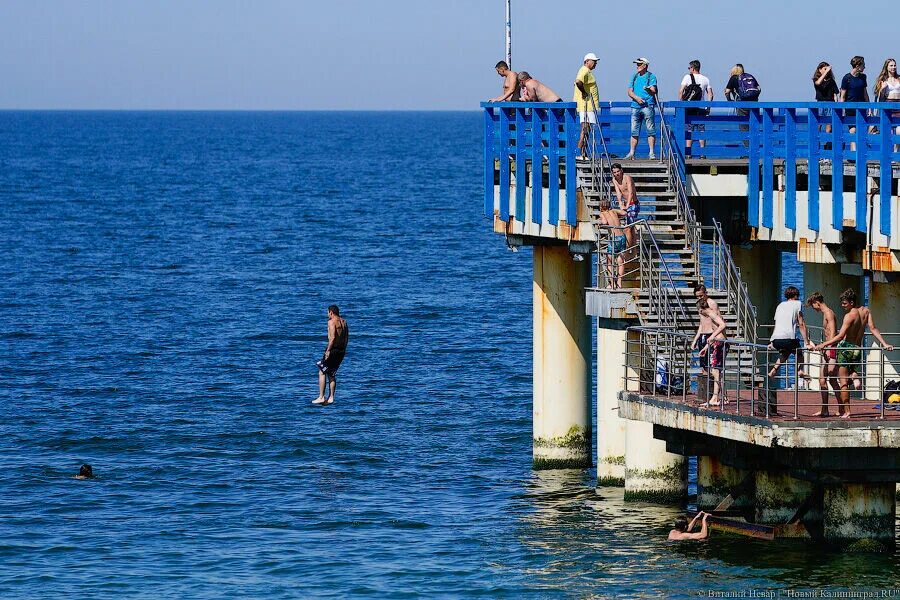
[1,111,898,598]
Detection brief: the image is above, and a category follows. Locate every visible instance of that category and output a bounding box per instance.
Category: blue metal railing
[483,100,900,238]
[481,101,578,227]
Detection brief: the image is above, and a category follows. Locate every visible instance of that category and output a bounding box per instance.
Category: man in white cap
[625,57,658,160]
[574,53,600,158]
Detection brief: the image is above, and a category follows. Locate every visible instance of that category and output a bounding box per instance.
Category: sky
[0,0,896,110]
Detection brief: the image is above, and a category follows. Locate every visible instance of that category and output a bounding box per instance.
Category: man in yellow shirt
[574,52,600,158]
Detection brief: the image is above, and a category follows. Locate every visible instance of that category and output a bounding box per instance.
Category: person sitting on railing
[696,297,727,407]
[487,60,520,103]
[574,53,600,159]
[767,286,812,383]
[598,199,629,289]
[806,292,840,417]
[812,288,865,419]
[517,72,561,102]
[611,163,640,224]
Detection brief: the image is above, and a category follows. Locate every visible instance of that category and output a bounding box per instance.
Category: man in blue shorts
[625,57,658,160]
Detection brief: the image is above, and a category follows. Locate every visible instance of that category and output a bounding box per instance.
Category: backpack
[737,73,761,100]
[883,380,900,403]
[655,358,684,395]
[681,74,703,101]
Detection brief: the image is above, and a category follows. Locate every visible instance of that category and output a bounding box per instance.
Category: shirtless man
[668,511,710,541]
[806,292,839,417]
[851,302,895,390]
[488,61,519,102]
[313,305,349,406]
[696,297,728,406]
[813,289,865,418]
[517,72,562,102]
[611,163,640,225]
[598,199,629,289]
[691,285,722,402]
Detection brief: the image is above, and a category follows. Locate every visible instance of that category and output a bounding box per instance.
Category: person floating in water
[313,304,349,406]
[75,464,94,479]
[668,511,709,540]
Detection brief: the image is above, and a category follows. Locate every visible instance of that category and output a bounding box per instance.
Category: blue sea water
[0,111,897,598]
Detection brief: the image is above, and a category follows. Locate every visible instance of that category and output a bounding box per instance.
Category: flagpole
[505,0,512,68]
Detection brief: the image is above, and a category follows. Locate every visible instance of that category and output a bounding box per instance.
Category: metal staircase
[580,103,760,387]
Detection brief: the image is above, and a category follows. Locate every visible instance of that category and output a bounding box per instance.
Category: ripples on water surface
[1,112,898,597]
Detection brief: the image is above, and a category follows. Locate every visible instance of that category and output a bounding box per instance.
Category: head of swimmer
[77,464,93,479]
[328,305,340,318]
[673,516,688,532]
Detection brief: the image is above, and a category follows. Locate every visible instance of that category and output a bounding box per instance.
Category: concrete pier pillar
[754,470,814,524]
[801,263,863,334]
[864,281,900,401]
[624,421,687,503]
[823,483,896,547]
[731,244,782,332]
[596,321,634,486]
[697,457,753,512]
[532,245,592,469]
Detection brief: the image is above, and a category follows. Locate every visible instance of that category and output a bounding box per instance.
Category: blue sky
[0,0,895,110]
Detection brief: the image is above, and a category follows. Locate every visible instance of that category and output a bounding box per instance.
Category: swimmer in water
[75,464,94,479]
[668,511,709,540]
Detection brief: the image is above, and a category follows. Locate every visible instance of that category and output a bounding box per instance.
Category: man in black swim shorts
[313,305,349,406]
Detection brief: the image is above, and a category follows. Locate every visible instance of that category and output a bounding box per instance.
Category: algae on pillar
[624,421,687,503]
[823,483,896,549]
[532,245,592,469]
[596,322,634,485]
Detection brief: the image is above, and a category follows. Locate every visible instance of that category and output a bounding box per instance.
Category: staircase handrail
[637,221,690,327]
[710,219,758,342]
[656,98,758,341]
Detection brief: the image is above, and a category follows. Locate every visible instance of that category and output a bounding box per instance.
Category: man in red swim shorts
[806,292,838,417]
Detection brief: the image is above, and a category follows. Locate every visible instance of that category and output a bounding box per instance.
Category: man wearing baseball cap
[625,57,658,160]
[573,53,600,158]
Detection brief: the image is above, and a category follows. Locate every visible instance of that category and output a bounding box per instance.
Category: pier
[482,99,900,546]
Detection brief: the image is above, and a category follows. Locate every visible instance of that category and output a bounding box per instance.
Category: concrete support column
[864,281,900,401]
[801,263,863,334]
[824,483,896,548]
[596,321,635,486]
[624,421,687,503]
[697,456,753,512]
[532,245,592,469]
[731,244,783,335]
[802,263,863,392]
[754,470,818,527]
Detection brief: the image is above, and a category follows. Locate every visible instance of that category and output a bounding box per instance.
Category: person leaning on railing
[516,71,562,102]
[574,52,600,159]
[813,61,839,149]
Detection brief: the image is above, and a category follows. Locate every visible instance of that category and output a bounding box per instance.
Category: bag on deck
[883,380,900,403]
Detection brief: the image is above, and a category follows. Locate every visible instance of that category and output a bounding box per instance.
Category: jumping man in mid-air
[313,305,349,406]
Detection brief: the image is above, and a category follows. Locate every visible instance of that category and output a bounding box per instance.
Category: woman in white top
[874,58,900,150]
[768,286,811,379]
